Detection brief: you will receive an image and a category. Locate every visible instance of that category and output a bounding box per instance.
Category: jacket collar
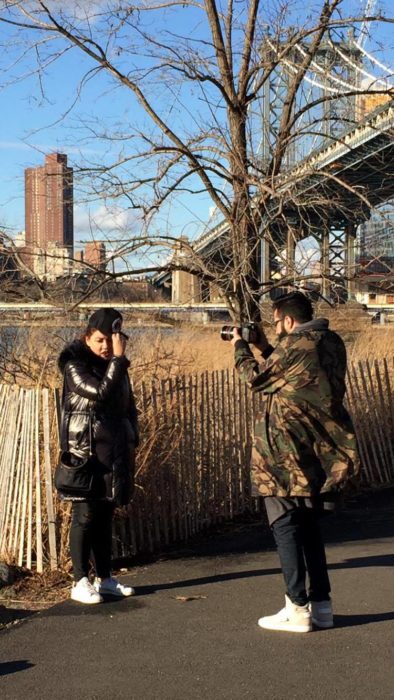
[292,318,329,334]
[58,339,109,373]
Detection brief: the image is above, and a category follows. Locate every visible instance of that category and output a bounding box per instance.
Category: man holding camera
[231,292,358,633]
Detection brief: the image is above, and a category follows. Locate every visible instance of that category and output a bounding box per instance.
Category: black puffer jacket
[58,340,139,505]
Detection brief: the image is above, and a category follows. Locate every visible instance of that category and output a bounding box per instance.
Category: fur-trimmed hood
[58,339,110,374]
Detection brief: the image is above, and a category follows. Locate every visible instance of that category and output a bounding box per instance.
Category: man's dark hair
[272,291,313,323]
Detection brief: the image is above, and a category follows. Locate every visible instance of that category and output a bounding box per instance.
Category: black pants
[271,507,331,606]
[70,500,114,582]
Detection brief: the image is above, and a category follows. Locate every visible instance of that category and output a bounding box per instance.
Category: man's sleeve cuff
[261,344,275,359]
[234,339,250,351]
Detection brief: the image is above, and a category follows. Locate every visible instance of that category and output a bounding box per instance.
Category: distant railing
[0,359,393,570]
[291,101,394,175]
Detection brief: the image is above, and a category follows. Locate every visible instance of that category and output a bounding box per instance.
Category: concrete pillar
[260,237,271,287]
[171,269,202,304]
[285,228,296,279]
[171,237,202,304]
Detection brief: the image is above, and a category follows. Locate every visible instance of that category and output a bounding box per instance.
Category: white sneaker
[71,577,103,605]
[258,595,312,633]
[93,576,135,597]
[310,600,334,628]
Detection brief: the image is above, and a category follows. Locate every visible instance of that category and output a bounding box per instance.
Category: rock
[0,562,15,587]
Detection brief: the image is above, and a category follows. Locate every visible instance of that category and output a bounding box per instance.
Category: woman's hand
[112,332,126,357]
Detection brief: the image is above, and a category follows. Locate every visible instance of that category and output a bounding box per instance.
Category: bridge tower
[315,31,363,140]
[259,32,363,301]
[259,214,360,302]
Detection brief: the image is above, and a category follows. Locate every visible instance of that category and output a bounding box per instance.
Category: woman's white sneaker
[93,576,135,597]
[71,577,103,605]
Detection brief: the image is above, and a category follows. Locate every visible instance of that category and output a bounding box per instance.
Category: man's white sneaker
[93,576,135,597]
[310,600,334,628]
[71,577,103,605]
[258,595,312,633]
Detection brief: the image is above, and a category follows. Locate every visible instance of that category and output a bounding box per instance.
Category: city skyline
[0,0,392,293]
[25,153,74,252]
[0,1,392,249]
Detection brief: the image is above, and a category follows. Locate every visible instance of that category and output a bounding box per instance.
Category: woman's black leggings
[70,500,115,582]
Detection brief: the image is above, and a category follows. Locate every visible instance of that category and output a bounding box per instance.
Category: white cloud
[74,203,139,236]
[295,245,320,263]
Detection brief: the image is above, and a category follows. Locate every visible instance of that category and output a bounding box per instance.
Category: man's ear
[285,315,295,332]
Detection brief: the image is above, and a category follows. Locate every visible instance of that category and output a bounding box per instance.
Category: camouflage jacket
[234,319,359,498]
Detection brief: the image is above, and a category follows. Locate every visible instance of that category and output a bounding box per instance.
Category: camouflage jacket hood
[234,328,358,499]
[292,317,329,334]
[292,318,348,407]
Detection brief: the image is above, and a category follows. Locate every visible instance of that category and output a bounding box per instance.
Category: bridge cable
[328,40,393,89]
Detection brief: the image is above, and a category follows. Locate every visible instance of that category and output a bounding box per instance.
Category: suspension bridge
[155,3,394,305]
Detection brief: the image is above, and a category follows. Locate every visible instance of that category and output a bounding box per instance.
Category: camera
[220,323,259,343]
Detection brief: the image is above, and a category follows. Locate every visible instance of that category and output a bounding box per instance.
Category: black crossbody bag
[55,409,98,498]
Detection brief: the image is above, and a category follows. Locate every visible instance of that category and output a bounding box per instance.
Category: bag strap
[88,409,94,457]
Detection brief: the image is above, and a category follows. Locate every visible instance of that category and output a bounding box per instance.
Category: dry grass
[129,326,234,383]
[0,568,70,629]
[0,324,73,387]
[128,319,394,381]
[347,327,394,363]
[0,316,392,386]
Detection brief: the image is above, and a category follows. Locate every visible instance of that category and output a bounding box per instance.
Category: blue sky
[0,2,214,250]
[0,0,392,263]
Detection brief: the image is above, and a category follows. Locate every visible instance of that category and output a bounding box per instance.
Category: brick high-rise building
[84,241,106,270]
[25,153,73,252]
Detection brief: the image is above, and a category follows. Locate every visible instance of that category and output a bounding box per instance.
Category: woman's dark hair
[272,291,313,323]
[81,326,110,342]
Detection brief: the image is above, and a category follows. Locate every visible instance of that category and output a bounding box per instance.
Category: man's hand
[250,327,270,353]
[230,328,242,346]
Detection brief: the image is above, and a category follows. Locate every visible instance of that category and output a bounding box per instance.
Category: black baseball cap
[88,308,128,338]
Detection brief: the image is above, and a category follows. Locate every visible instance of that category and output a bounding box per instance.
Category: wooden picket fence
[346,359,394,486]
[0,358,393,571]
[0,386,58,572]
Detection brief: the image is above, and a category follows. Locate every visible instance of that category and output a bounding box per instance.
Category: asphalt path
[1,489,394,700]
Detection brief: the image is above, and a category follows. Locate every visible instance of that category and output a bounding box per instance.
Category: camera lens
[220,325,234,341]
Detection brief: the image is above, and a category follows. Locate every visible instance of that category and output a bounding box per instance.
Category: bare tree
[0,1,393,319]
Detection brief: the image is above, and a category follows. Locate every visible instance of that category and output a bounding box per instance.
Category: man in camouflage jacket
[232,292,358,633]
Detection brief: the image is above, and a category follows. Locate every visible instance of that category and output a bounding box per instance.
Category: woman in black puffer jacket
[58,308,139,605]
